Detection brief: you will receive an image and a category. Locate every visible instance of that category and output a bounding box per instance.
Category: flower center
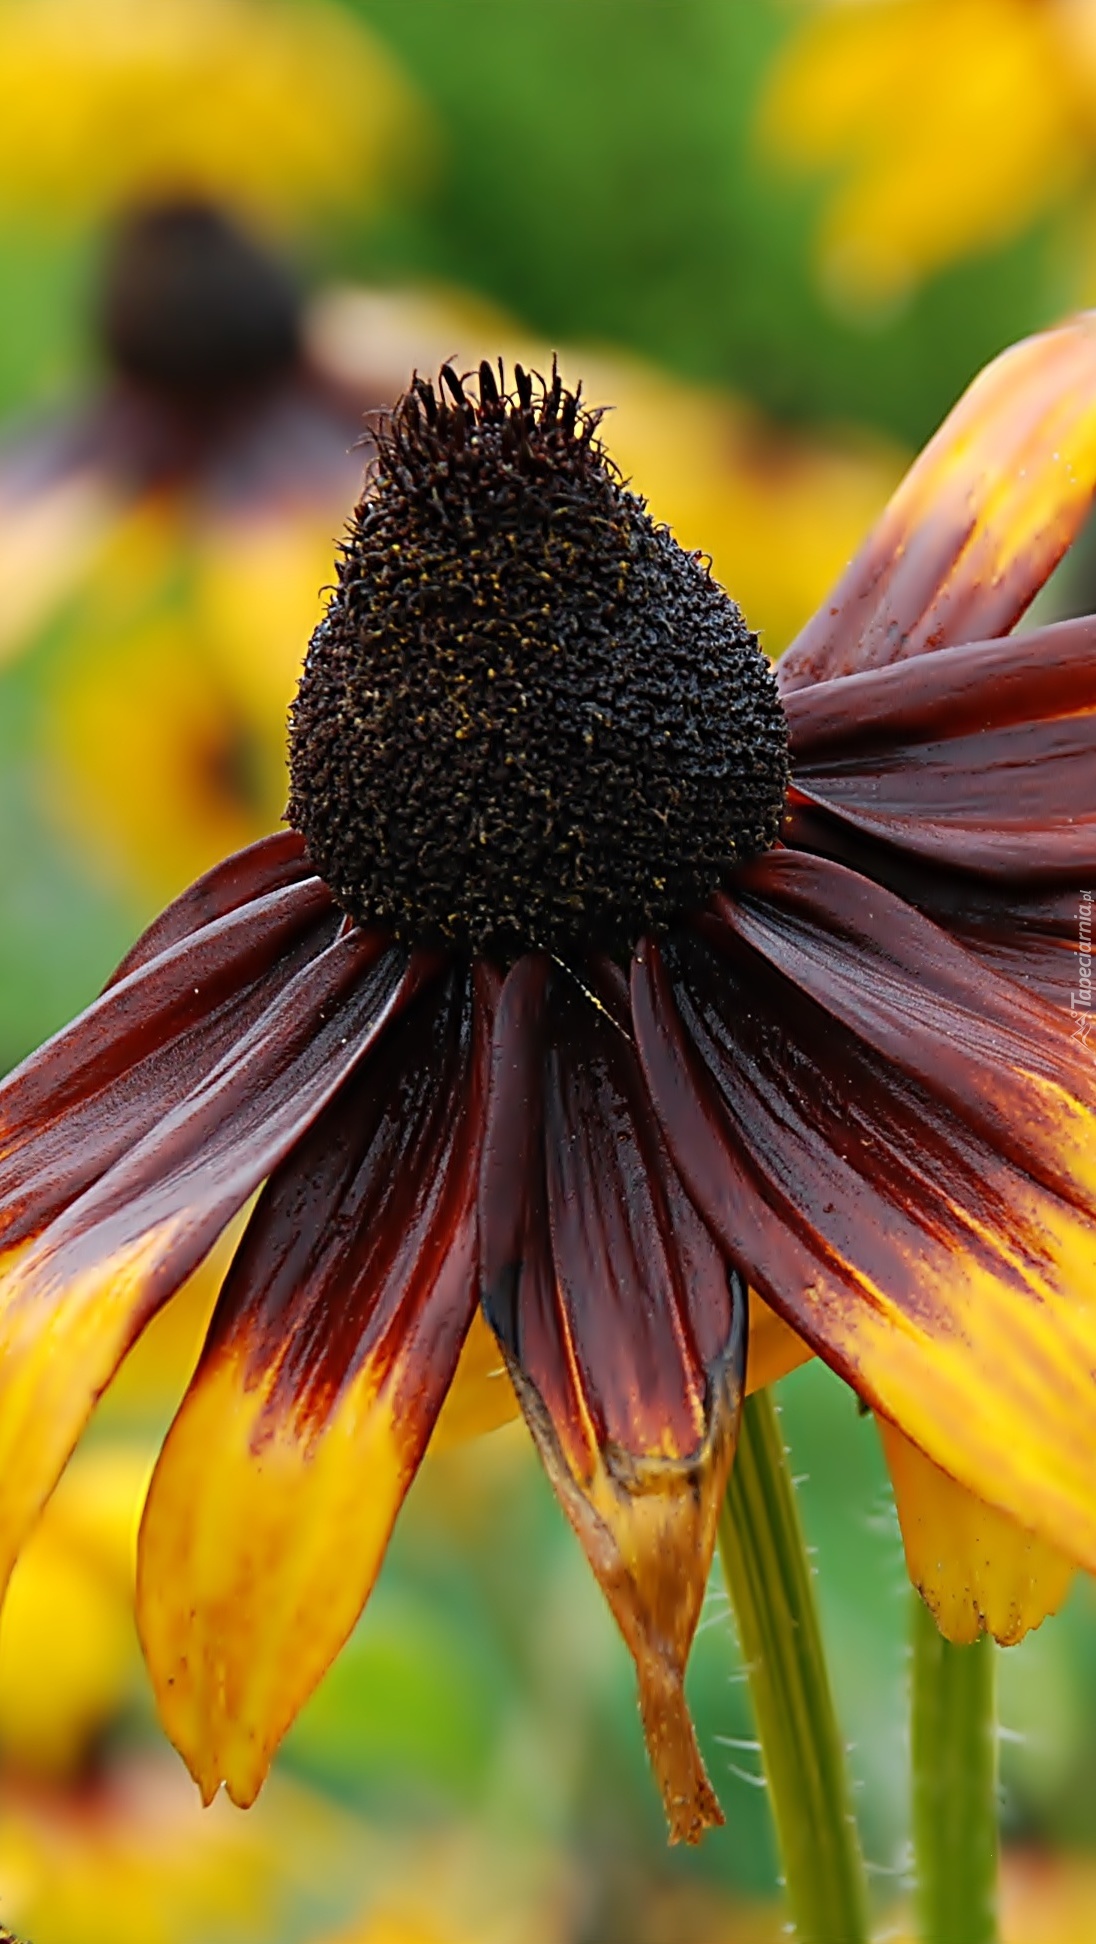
[288,362,790,959]
[99,200,302,401]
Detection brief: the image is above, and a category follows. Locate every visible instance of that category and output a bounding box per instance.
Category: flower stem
[718,1388,869,1944]
[911,1593,1000,1944]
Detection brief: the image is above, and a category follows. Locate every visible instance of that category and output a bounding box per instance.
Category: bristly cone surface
[288,359,789,958]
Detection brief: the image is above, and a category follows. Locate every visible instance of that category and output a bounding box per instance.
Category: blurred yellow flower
[0,0,427,230]
[0,1762,364,1944]
[760,0,1096,307]
[326,1925,457,1944]
[41,483,348,898]
[0,0,429,914]
[879,1848,1096,1942]
[0,199,370,904]
[313,1848,793,1944]
[320,1912,524,1944]
[311,1827,573,1944]
[0,1445,145,1781]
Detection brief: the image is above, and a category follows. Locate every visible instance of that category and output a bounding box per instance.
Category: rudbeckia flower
[0,1752,367,1944]
[0,196,370,898]
[0,0,426,906]
[2,321,1095,1847]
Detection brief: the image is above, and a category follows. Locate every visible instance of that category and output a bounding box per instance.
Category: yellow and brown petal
[478,954,746,1843]
[634,844,1096,1572]
[777,310,1096,690]
[878,1419,1075,1646]
[782,615,1096,1008]
[139,960,495,1808]
[785,616,1096,878]
[0,847,427,1603]
[0,834,752,1836]
[754,323,1096,1637]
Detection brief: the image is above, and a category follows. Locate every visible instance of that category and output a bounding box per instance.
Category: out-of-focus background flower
[2,1,1096,1938]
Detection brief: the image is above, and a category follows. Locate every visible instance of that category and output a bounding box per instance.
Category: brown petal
[778,314,1096,691]
[480,955,744,1844]
[0,930,424,1607]
[783,797,1083,1009]
[108,830,312,985]
[632,851,1096,1574]
[786,617,1096,879]
[0,877,338,1254]
[139,961,494,1807]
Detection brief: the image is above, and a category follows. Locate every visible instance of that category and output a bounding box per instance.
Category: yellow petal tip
[879,1420,1076,1647]
[224,1771,264,1811]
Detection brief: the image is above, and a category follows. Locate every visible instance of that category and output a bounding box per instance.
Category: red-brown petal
[778,314,1096,691]
[0,877,338,1254]
[785,617,1096,879]
[0,931,424,1605]
[632,853,1096,1573]
[783,796,1083,1008]
[480,956,744,1844]
[108,830,312,986]
[139,960,494,1806]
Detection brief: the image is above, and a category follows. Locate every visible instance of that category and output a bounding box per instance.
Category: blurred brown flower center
[98,200,303,404]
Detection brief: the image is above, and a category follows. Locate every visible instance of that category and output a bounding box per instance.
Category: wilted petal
[632,851,1096,1574]
[778,314,1096,691]
[480,955,744,1844]
[877,1417,1074,1646]
[0,929,420,1604]
[139,962,493,1806]
[430,1285,805,1445]
[786,617,1096,879]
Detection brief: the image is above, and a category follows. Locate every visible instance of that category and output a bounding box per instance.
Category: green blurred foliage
[0,0,1061,449]
[343,0,1058,447]
[0,226,97,421]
